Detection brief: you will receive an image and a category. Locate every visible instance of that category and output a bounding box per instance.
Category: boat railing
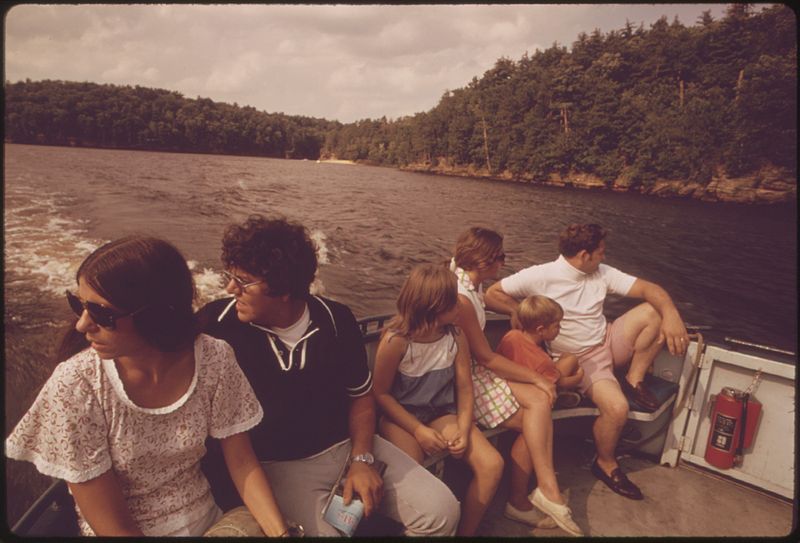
[357,314,392,342]
[723,337,796,357]
[11,479,77,536]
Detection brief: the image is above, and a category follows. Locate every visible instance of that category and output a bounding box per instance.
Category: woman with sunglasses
[450,227,582,536]
[6,236,293,537]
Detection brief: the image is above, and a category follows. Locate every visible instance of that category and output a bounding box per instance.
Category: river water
[3,143,797,523]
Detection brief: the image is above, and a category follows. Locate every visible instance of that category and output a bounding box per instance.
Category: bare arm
[343,391,384,516]
[347,391,377,465]
[455,295,556,403]
[453,331,474,430]
[484,281,523,329]
[221,432,289,537]
[556,370,584,389]
[627,278,689,355]
[373,333,449,454]
[555,353,583,389]
[438,330,478,458]
[373,334,421,435]
[67,470,144,536]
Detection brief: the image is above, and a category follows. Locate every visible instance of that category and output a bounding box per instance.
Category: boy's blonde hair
[387,264,458,337]
[453,227,504,271]
[517,295,564,331]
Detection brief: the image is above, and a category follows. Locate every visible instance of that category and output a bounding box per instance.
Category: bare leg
[432,417,503,536]
[585,378,629,474]
[378,417,425,464]
[619,303,663,386]
[505,381,563,505]
[501,412,534,510]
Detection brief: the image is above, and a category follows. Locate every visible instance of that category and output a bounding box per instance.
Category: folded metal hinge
[684,391,696,411]
[679,435,693,453]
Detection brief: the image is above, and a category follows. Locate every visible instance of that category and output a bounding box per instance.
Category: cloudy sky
[6,4,731,123]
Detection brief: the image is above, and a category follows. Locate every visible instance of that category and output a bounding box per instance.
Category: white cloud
[5,4,731,122]
[206,52,265,94]
[328,63,366,91]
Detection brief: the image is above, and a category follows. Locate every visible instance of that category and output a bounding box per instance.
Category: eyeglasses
[492,252,507,263]
[66,290,146,329]
[222,270,263,291]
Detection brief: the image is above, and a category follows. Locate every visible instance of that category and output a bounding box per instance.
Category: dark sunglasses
[66,290,146,329]
[492,252,507,263]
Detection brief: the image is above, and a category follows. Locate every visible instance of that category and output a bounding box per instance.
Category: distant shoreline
[317,158,356,165]
[392,162,797,206]
[324,155,795,205]
[5,142,794,205]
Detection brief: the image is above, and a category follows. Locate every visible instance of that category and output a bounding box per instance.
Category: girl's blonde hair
[517,295,564,331]
[387,264,458,337]
[453,227,504,271]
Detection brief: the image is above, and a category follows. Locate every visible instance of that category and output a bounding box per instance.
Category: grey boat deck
[477,433,795,538]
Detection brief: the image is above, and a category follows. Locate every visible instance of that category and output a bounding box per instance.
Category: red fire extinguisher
[705,386,762,469]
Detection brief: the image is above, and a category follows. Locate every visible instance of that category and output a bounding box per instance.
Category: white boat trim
[661,342,796,499]
[551,392,677,421]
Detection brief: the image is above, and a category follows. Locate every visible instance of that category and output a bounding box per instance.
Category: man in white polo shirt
[485,223,688,500]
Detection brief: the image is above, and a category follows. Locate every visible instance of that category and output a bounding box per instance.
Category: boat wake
[4,187,100,299]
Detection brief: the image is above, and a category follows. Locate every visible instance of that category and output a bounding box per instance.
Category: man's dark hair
[221,215,318,298]
[558,223,607,257]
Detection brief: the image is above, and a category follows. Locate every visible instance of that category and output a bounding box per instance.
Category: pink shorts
[576,316,635,394]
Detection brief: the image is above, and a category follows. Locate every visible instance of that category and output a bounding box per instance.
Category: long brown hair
[453,227,504,271]
[57,236,197,361]
[386,264,457,338]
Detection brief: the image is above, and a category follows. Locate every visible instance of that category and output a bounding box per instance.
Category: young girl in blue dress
[373,264,503,536]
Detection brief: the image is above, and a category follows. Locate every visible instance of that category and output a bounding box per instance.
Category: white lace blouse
[5,333,263,536]
[451,260,486,330]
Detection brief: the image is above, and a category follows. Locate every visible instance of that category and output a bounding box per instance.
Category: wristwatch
[280,521,304,538]
[351,452,375,466]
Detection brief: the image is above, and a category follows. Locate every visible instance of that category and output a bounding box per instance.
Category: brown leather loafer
[591,460,644,500]
[618,376,659,412]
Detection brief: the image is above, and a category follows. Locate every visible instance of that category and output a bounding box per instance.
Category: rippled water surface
[4,143,797,523]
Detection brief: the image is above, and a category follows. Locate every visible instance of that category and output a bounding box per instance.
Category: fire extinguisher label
[710,413,736,451]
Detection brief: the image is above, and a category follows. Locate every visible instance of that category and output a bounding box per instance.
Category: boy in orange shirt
[496,295,584,406]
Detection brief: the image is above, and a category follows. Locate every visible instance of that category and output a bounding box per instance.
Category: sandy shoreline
[317,158,356,165]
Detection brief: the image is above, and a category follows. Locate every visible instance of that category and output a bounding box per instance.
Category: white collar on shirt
[555,254,589,280]
[251,303,311,348]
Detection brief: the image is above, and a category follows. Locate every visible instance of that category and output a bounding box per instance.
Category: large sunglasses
[66,290,146,329]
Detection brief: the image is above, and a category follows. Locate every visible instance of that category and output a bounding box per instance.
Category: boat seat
[553,373,679,421]
[422,373,679,471]
[358,316,680,474]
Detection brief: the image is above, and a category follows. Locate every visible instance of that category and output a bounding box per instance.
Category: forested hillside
[4,80,338,159]
[323,4,796,200]
[4,4,796,202]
